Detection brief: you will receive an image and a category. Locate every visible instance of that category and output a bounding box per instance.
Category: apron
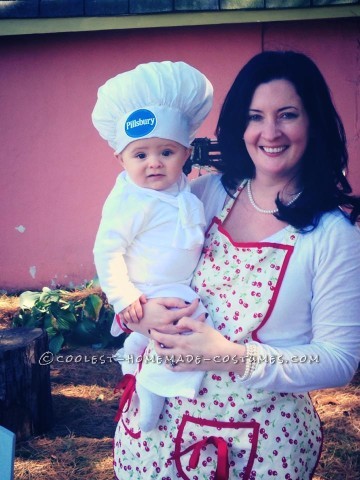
[113,183,322,480]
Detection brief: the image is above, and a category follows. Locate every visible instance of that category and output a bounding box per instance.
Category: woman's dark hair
[215,50,360,229]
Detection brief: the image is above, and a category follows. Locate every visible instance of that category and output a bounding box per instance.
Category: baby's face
[117,137,191,190]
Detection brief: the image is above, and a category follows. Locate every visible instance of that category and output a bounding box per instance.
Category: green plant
[12,286,125,353]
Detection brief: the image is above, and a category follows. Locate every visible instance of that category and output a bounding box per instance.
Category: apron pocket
[172,414,259,480]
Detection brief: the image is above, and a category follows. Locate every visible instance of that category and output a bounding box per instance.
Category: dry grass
[0,294,20,328]
[13,344,121,480]
[0,293,359,480]
[311,370,360,480]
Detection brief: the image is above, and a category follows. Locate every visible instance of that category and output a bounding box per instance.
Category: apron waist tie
[172,435,229,480]
[113,374,136,422]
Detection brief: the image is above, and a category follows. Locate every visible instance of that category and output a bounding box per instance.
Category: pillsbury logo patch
[125,109,156,138]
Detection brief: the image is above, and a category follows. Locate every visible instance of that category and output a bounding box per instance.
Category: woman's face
[243,79,309,183]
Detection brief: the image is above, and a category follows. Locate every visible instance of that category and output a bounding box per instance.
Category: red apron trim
[114,374,136,422]
[213,216,292,250]
[115,313,132,333]
[173,414,259,480]
[251,242,294,342]
[187,436,229,480]
[204,216,295,343]
[172,435,229,480]
[120,418,141,439]
[114,375,141,439]
[204,215,218,237]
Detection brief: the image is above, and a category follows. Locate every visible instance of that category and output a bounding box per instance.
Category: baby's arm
[124,297,200,336]
[94,188,147,316]
[121,293,147,323]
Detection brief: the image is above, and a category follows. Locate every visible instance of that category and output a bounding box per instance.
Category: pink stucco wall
[0,18,359,292]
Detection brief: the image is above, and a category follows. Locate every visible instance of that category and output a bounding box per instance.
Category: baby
[92,61,213,431]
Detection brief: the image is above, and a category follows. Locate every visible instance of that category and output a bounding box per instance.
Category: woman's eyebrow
[278,105,300,112]
[249,105,299,111]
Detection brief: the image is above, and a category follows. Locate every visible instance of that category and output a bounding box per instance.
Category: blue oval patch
[124,109,156,138]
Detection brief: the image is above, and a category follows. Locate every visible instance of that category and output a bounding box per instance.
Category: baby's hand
[121,294,147,324]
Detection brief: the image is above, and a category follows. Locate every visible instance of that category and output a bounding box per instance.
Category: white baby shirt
[93,171,206,315]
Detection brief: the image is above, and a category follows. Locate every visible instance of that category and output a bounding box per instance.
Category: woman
[113,51,360,480]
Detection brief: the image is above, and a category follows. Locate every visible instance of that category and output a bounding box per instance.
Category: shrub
[12,285,125,353]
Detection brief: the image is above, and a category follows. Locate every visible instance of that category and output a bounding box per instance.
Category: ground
[1,296,359,479]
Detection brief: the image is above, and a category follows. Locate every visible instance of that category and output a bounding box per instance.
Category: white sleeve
[190,173,227,226]
[93,187,145,313]
[242,216,360,392]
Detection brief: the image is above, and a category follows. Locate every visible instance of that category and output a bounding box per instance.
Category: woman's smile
[260,145,289,155]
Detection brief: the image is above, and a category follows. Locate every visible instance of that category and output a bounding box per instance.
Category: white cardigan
[191,173,360,393]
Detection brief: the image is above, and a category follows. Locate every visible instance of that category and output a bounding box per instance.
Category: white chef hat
[92,61,213,154]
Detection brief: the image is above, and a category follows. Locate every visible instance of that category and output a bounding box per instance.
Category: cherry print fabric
[113,186,322,480]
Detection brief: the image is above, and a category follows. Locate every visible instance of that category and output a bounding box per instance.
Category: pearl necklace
[246,179,302,215]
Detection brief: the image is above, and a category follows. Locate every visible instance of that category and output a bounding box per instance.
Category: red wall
[0,19,358,291]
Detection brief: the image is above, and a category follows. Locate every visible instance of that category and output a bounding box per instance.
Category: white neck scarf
[118,171,206,249]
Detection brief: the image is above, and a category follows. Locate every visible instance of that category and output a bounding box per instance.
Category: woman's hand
[151,316,247,374]
[124,297,201,337]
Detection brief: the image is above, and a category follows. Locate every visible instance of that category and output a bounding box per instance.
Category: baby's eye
[135,153,146,159]
[162,149,173,157]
